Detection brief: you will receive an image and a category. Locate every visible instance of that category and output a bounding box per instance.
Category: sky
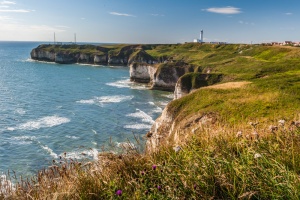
[0,0,299,44]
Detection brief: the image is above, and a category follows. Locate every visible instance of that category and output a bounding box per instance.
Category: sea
[0,41,173,178]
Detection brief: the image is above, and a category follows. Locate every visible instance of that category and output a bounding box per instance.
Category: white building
[194,30,203,43]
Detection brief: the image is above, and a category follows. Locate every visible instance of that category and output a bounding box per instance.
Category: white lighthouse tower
[200,30,203,43]
[194,30,204,43]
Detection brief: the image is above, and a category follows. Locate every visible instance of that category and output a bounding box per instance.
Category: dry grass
[202,81,252,90]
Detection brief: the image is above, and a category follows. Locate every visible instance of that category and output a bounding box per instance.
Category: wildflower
[278,119,285,126]
[249,122,259,127]
[254,153,262,159]
[173,146,181,153]
[116,190,122,196]
[236,131,242,138]
[291,121,300,128]
[141,171,145,176]
[252,131,259,139]
[144,190,149,195]
[269,125,278,132]
[157,185,162,191]
[193,184,197,190]
[152,165,157,170]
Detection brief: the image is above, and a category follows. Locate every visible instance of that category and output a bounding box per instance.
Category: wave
[106,79,131,88]
[41,145,58,159]
[106,79,147,90]
[10,136,37,145]
[124,124,152,130]
[7,115,70,131]
[14,108,26,115]
[162,93,174,99]
[76,63,99,67]
[65,135,79,139]
[25,58,57,65]
[61,148,99,161]
[76,95,133,106]
[126,109,155,124]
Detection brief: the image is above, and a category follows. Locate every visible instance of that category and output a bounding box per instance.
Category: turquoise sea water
[0,42,172,177]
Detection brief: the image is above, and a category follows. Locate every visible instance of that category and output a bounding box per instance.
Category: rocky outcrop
[146,107,175,152]
[129,63,157,83]
[94,55,108,64]
[146,104,217,153]
[30,44,157,66]
[129,61,195,91]
[31,48,56,62]
[174,73,223,99]
[151,62,194,91]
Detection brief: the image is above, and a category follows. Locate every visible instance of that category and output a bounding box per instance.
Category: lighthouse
[200,30,203,43]
[193,30,204,43]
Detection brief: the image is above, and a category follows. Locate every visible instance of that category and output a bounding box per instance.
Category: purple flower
[141,171,145,175]
[157,185,162,191]
[152,165,157,170]
[116,190,122,196]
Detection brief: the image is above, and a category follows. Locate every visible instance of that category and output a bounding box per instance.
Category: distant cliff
[30,44,158,65]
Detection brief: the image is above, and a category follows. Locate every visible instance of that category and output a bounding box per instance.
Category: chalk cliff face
[30,44,157,66]
[129,63,156,83]
[31,49,56,62]
[174,73,223,99]
[129,62,195,91]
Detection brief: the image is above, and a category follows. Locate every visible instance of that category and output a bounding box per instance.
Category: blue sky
[0,0,299,44]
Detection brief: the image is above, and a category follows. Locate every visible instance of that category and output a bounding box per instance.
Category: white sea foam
[77,95,133,106]
[25,58,57,65]
[106,79,147,90]
[61,148,99,161]
[7,116,70,131]
[41,145,58,159]
[162,93,174,99]
[148,101,155,105]
[126,109,155,124]
[106,79,131,88]
[15,108,26,115]
[65,135,79,139]
[92,129,97,134]
[152,107,163,113]
[124,124,152,130]
[10,136,36,145]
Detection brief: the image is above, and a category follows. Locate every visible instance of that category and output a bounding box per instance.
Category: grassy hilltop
[1,43,300,199]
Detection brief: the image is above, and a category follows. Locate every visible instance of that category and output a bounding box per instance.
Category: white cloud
[0,15,10,21]
[81,17,85,20]
[56,25,70,29]
[0,1,16,5]
[151,14,164,17]
[109,12,136,17]
[0,5,9,8]
[239,20,254,25]
[285,12,292,15]
[0,9,30,13]
[204,6,242,14]
[30,25,66,32]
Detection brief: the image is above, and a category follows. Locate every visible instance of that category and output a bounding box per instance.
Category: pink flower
[116,190,122,196]
[152,165,157,170]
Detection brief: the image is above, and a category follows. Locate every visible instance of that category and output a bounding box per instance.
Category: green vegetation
[2,43,300,199]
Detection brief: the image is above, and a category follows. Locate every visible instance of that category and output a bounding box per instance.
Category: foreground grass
[1,122,299,199]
